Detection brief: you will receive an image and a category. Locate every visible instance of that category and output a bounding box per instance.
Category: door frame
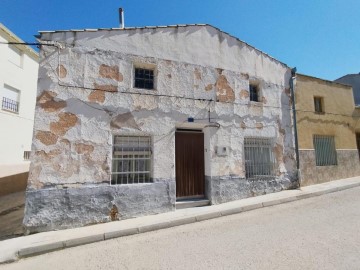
[175,128,205,199]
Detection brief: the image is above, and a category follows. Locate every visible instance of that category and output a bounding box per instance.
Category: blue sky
[1,0,359,80]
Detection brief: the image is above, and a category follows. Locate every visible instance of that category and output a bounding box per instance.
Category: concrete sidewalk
[1,176,360,264]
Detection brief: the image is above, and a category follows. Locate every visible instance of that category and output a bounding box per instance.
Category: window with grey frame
[111,135,152,184]
[134,68,154,90]
[313,135,337,166]
[244,138,275,178]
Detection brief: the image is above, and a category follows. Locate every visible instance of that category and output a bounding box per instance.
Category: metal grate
[23,151,31,161]
[134,68,154,90]
[244,138,275,179]
[249,84,259,102]
[2,97,19,113]
[313,135,337,166]
[111,135,152,184]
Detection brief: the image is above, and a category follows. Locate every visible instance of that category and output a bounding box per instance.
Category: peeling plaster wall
[25,26,297,232]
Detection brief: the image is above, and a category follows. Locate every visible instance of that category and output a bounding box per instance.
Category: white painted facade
[0,23,38,175]
[25,25,297,232]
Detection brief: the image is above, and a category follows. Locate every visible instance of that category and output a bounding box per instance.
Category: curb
[3,179,359,263]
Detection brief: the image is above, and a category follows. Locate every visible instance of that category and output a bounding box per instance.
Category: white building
[0,23,39,176]
[25,24,297,233]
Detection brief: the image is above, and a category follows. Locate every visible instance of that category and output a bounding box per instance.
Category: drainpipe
[289,67,300,187]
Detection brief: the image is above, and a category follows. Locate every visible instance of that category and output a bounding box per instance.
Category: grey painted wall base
[299,150,360,186]
[205,175,298,204]
[24,180,175,233]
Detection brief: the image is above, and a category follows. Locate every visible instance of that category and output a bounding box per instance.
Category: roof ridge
[38,23,288,67]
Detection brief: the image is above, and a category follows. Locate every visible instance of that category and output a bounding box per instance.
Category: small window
[249,84,259,102]
[134,68,154,90]
[244,138,275,178]
[2,85,20,113]
[111,135,152,184]
[314,97,324,113]
[313,135,337,166]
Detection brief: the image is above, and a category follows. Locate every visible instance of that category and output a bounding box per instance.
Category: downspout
[289,67,300,187]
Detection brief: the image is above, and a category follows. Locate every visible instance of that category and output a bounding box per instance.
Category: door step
[175,199,210,210]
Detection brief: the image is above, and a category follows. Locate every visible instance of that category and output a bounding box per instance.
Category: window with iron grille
[249,84,259,102]
[111,135,152,184]
[314,97,324,113]
[134,68,154,90]
[244,138,275,178]
[313,135,337,166]
[2,85,20,113]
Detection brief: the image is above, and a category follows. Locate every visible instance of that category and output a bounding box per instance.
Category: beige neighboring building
[295,74,360,186]
[0,23,38,192]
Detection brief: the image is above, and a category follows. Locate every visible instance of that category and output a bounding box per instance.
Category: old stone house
[24,24,297,232]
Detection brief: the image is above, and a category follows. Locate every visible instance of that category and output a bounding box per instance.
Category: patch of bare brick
[88,90,105,103]
[255,122,264,129]
[75,143,94,155]
[216,75,235,102]
[93,83,118,92]
[99,64,123,82]
[56,65,67,79]
[50,112,78,136]
[240,89,249,99]
[261,96,267,104]
[35,131,59,145]
[37,90,66,112]
[194,68,202,80]
[205,84,213,91]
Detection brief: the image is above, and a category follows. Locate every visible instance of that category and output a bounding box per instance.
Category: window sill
[1,108,19,114]
[314,111,325,115]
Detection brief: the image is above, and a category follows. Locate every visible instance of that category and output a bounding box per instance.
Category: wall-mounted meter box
[215,146,229,156]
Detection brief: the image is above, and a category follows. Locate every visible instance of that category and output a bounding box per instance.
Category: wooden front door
[175,130,205,198]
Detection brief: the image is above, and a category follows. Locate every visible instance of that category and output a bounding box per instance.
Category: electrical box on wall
[215,146,229,156]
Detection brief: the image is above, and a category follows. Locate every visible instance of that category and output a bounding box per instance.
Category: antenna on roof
[119,8,125,29]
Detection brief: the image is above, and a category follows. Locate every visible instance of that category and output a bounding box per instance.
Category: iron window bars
[2,97,19,113]
[313,135,337,166]
[249,84,259,102]
[244,138,275,178]
[111,135,152,184]
[134,68,154,90]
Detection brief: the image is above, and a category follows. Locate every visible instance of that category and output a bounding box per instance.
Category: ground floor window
[111,135,152,184]
[244,137,275,178]
[313,135,337,166]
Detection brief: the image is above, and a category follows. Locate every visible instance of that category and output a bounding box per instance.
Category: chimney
[119,8,125,29]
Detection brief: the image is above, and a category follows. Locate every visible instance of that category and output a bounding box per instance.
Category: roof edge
[39,23,288,68]
[297,73,353,89]
[0,23,39,61]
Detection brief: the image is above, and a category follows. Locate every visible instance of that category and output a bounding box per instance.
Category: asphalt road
[1,187,360,270]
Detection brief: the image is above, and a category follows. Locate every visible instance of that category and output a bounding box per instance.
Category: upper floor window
[1,85,20,113]
[8,45,23,68]
[134,68,154,90]
[314,97,324,113]
[249,84,259,102]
